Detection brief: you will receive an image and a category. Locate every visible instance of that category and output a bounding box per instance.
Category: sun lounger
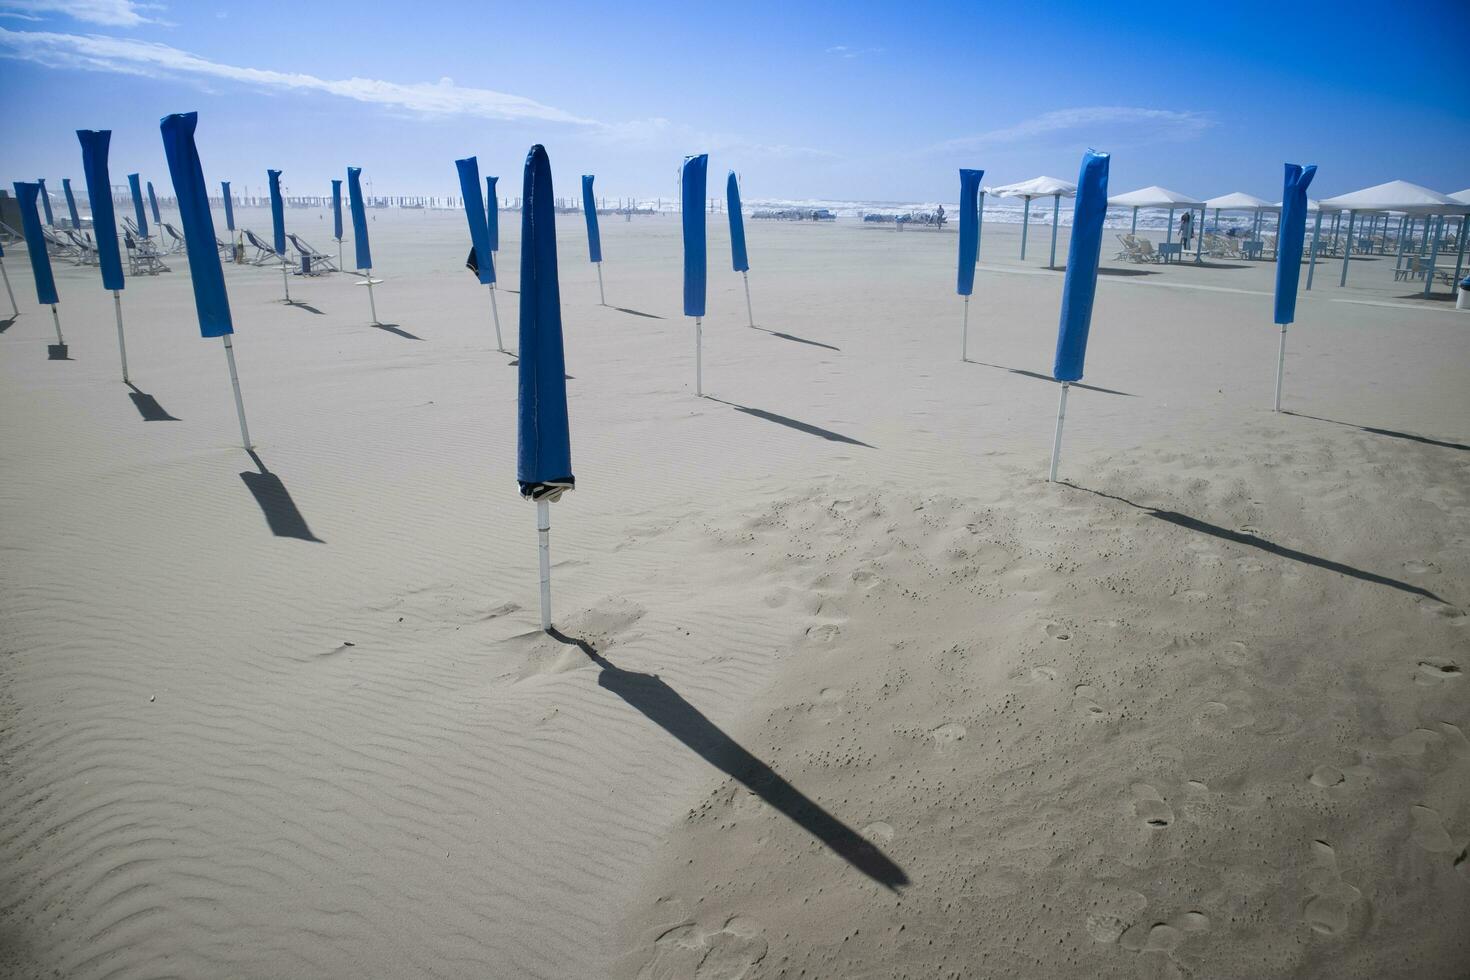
[42,226,82,260]
[0,220,20,246]
[243,229,280,266]
[122,216,142,238]
[124,232,170,275]
[63,228,99,266]
[162,223,189,254]
[287,232,338,274]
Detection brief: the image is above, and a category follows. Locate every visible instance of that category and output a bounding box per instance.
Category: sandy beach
[1,208,1467,979]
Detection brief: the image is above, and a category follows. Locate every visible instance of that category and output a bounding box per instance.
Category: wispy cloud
[937,106,1214,151]
[825,44,882,59]
[0,0,164,27]
[0,28,594,124]
[596,116,836,160]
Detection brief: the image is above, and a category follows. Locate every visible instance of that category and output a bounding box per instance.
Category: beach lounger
[42,226,81,261]
[243,229,280,266]
[0,220,20,246]
[162,223,189,254]
[287,232,338,274]
[122,216,142,238]
[124,233,170,275]
[63,229,99,266]
[1135,238,1160,263]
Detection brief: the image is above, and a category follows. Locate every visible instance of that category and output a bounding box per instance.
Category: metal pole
[337,238,343,268]
[280,259,291,303]
[1338,212,1356,286]
[1020,197,1030,260]
[1195,207,1204,263]
[1423,214,1443,299]
[113,290,129,382]
[595,261,605,305]
[961,296,970,361]
[694,317,703,396]
[1048,194,1060,268]
[1166,207,1174,246]
[1130,206,1138,236]
[1395,217,1411,271]
[50,304,64,345]
[1306,210,1323,290]
[1048,382,1070,483]
[489,283,504,351]
[1453,215,1467,287]
[222,334,252,450]
[536,499,552,632]
[0,257,17,316]
[742,270,754,327]
[1273,325,1287,413]
[366,277,379,324]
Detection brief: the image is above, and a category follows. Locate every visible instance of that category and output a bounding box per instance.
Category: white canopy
[1449,188,1470,205]
[988,175,1077,199]
[1318,180,1468,215]
[1204,192,1277,211]
[1108,185,1204,208]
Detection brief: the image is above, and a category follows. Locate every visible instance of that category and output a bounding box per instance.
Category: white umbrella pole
[1020,197,1030,260]
[961,296,969,361]
[1338,212,1356,286]
[595,261,605,306]
[488,283,504,351]
[49,304,64,345]
[1273,325,1287,413]
[1130,207,1138,236]
[536,499,552,632]
[1395,218,1410,271]
[222,334,252,450]
[280,259,291,303]
[1048,195,1059,268]
[1195,207,1204,263]
[1306,210,1323,290]
[1423,214,1443,298]
[742,271,754,327]
[1047,382,1070,483]
[0,258,16,316]
[1453,216,1467,286]
[337,238,343,268]
[695,316,703,396]
[113,290,129,383]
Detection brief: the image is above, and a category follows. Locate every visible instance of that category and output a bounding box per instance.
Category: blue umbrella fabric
[957,168,984,296]
[38,178,55,226]
[455,155,496,285]
[727,170,748,273]
[77,129,126,291]
[581,175,602,263]
[331,179,343,241]
[485,176,499,252]
[62,178,81,230]
[13,182,59,306]
[147,180,161,225]
[1271,162,1317,411]
[221,180,235,232]
[128,173,148,237]
[267,169,286,255]
[347,167,372,271]
[681,154,708,318]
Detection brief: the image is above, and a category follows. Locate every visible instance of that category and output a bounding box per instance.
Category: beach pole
[1195,207,1205,263]
[742,271,754,327]
[1423,214,1442,298]
[337,238,343,268]
[536,499,552,631]
[1048,194,1060,268]
[1394,217,1410,271]
[1338,212,1356,286]
[112,290,129,382]
[1273,325,1287,412]
[280,259,292,303]
[221,334,252,449]
[366,275,379,324]
[1130,206,1138,236]
[1306,210,1323,290]
[695,317,703,396]
[1047,382,1070,483]
[489,283,504,351]
[1020,196,1031,260]
[595,261,605,305]
[961,295,970,361]
[0,257,16,316]
[1453,216,1467,287]
[50,304,65,345]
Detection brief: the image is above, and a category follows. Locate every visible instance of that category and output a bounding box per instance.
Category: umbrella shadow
[372,322,422,341]
[967,361,1134,397]
[1284,412,1468,452]
[241,450,323,542]
[613,306,664,319]
[126,382,178,421]
[1065,484,1447,603]
[1096,267,1158,277]
[0,315,15,334]
[753,327,841,352]
[550,629,908,891]
[286,301,326,315]
[706,397,872,447]
[1394,292,1456,303]
[48,343,70,361]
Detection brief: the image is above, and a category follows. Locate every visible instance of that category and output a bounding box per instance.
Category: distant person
[1180,211,1193,250]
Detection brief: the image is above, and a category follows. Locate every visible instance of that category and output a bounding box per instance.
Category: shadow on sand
[0,315,15,334]
[1284,411,1468,452]
[551,629,908,890]
[613,306,664,319]
[127,382,178,421]
[241,450,323,542]
[372,322,422,340]
[707,397,872,447]
[1066,484,1447,603]
[753,326,841,352]
[286,301,326,315]
[48,342,70,360]
[967,360,1134,397]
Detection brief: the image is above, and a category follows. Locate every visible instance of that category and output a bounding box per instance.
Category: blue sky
[2,0,1467,203]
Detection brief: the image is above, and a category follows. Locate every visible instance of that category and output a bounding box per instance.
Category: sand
[1,207,1467,980]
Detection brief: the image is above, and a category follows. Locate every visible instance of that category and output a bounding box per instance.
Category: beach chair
[122,216,142,238]
[1136,238,1159,263]
[0,220,20,246]
[243,229,279,266]
[287,232,338,274]
[64,229,99,266]
[124,232,170,275]
[1113,234,1144,262]
[215,235,236,260]
[42,226,82,261]
[162,223,189,254]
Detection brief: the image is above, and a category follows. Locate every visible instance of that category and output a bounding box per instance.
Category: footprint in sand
[1195,691,1255,732]
[861,821,895,844]
[1402,559,1439,575]
[640,917,768,980]
[1415,659,1463,686]
[1309,765,1346,788]
[1074,684,1106,717]
[1131,783,1174,829]
[930,723,967,748]
[1302,840,1360,936]
[1410,806,1456,853]
[805,623,841,644]
[1045,623,1073,641]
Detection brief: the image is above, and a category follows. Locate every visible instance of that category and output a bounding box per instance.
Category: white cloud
[0,28,595,124]
[825,44,882,59]
[938,106,1213,151]
[0,0,164,27]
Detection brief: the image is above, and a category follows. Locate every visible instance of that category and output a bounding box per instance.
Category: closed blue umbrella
[330,178,343,267]
[161,111,251,449]
[957,168,984,360]
[78,128,130,379]
[1271,163,1316,412]
[221,180,235,233]
[128,173,148,238]
[681,153,708,395]
[147,180,161,225]
[13,181,65,349]
[727,170,753,327]
[455,155,505,351]
[37,178,55,226]
[582,174,605,305]
[1048,149,1110,482]
[346,166,381,323]
[62,178,81,230]
[517,144,575,631]
[266,169,291,302]
[484,175,499,252]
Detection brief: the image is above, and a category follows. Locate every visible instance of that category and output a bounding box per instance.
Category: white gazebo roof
[1318,180,1468,215]
[1449,188,1470,205]
[1108,185,1204,208]
[988,176,1077,199]
[1204,192,1277,211]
